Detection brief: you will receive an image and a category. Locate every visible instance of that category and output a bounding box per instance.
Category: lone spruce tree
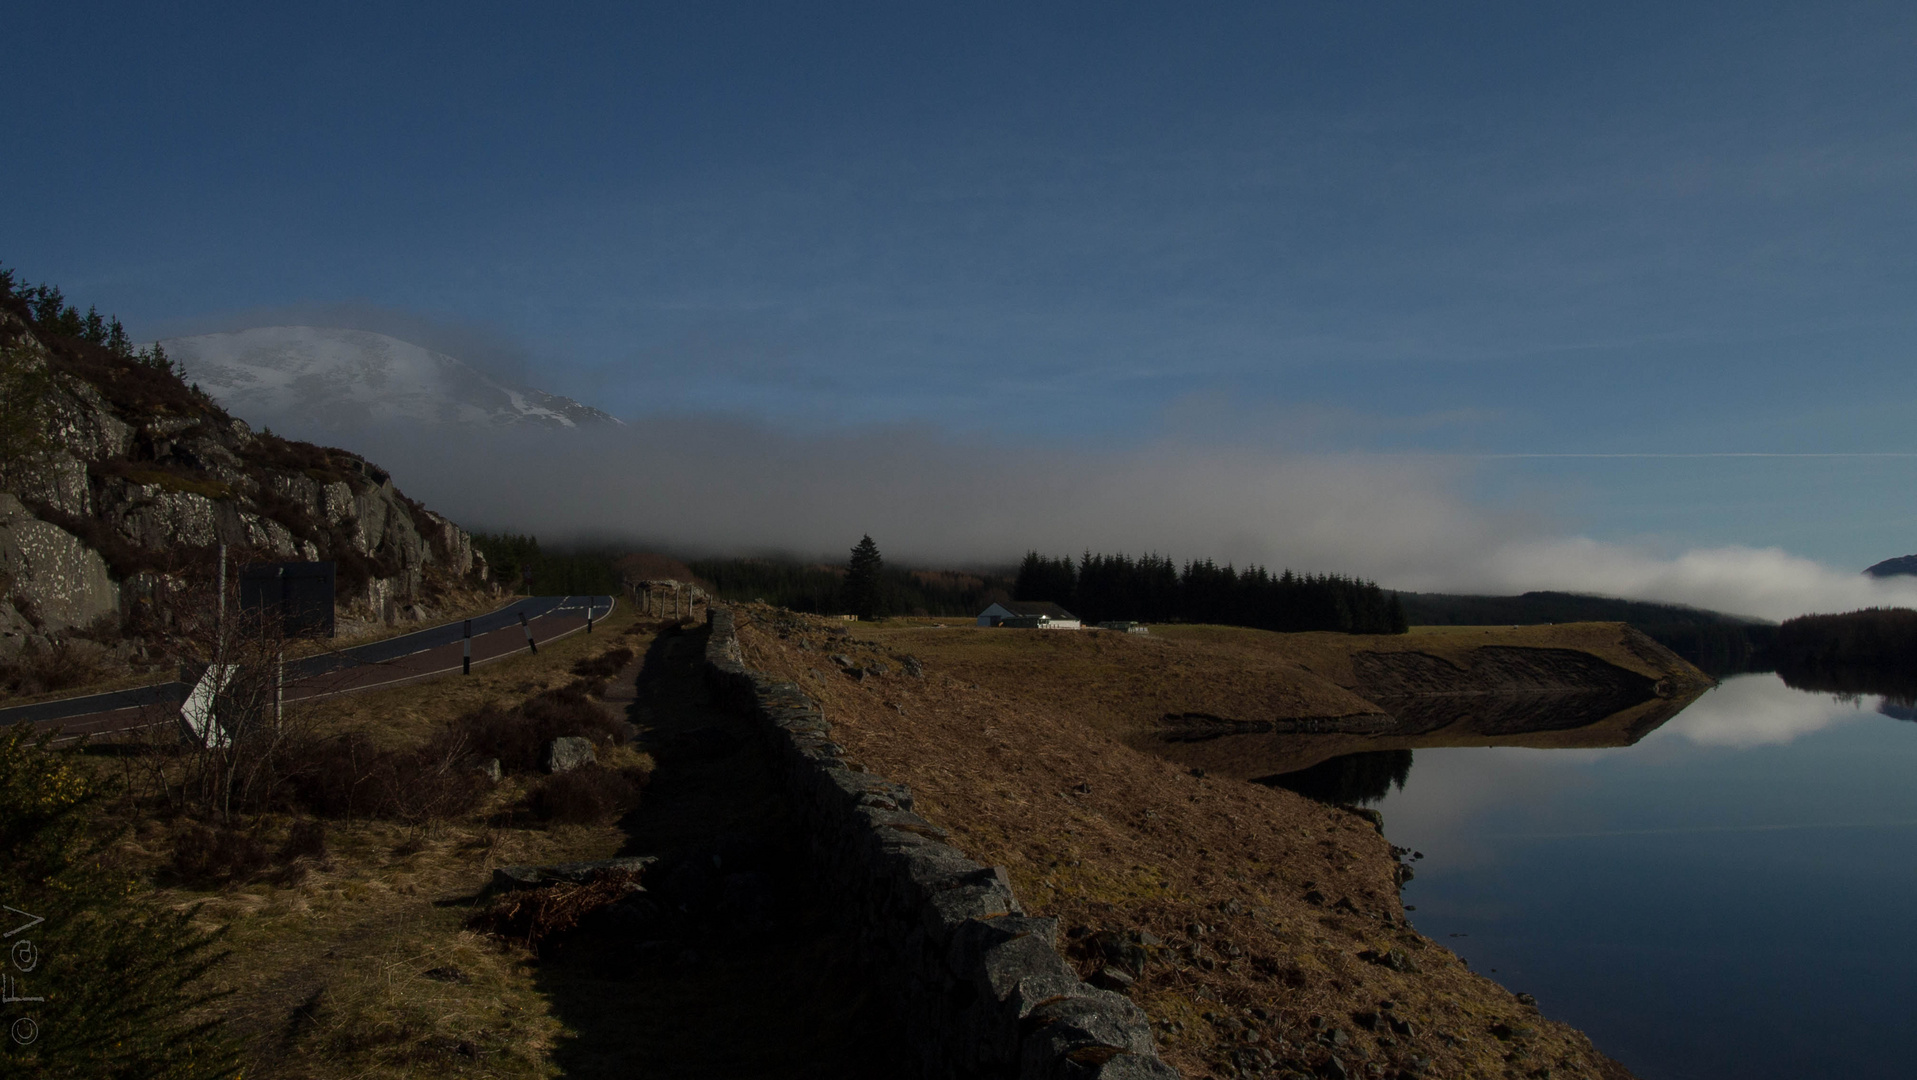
[843,535,883,620]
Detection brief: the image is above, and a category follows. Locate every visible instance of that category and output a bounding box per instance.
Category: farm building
[976,601,1082,629]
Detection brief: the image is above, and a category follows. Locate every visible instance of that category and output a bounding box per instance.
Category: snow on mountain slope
[163,326,621,431]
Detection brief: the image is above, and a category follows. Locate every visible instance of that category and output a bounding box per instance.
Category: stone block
[1023,991,1155,1057]
[856,804,950,840]
[979,931,1083,1020]
[544,736,596,773]
[948,916,1059,977]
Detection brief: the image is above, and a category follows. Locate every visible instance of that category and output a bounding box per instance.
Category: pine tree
[0,345,52,494]
[0,725,241,1079]
[843,535,883,620]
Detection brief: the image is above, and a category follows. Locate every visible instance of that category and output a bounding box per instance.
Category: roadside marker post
[462,619,473,675]
[587,601,595,633]
[521,611,537,654]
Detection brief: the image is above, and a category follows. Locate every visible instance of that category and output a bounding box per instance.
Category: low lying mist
[296,416,1917,624]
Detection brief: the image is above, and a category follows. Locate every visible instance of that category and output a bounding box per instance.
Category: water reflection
[1156,681,1700,782]
[1254,749,1412,805]
[1361,674,1917,1080]
[1776,659,1917,702]
[1647,674,1873,748]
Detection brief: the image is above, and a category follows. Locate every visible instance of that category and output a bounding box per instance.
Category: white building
[976,601,1082,629]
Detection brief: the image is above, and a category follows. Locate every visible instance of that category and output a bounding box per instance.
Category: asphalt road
[0,595,616,743]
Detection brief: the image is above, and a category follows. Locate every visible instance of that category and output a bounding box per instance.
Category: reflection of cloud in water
[1375,748,1607,866]
[1651,673,1875,749]
[1378,675,1896,871]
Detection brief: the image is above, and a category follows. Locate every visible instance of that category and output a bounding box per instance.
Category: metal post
[216,542,227,651]
[520,611,537,654]
[586,601,595,633]
[275,648,284,729]
[462,618,473,675]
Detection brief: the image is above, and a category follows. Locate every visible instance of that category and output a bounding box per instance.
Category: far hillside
[1399,591,1777,675]
[1772,607,1917,700]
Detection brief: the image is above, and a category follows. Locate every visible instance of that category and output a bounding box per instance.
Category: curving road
[0,595,616,743]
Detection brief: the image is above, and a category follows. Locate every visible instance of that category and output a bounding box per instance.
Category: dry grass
[295,605,651,751]
[737,606,1642,1080]
[80,603,659,1080]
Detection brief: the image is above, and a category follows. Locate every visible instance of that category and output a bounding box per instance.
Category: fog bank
[306,417,1917,623]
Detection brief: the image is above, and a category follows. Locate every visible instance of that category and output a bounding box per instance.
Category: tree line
[469,532,624,596]
[1015,551,1408,634]
[690,540,1014,620]
[1769,607,1917,699]
[1,262,182,377]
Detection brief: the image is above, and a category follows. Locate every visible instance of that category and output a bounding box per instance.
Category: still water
[1363,674,1917,1080]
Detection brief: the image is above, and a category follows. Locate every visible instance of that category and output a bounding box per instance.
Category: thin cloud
[274,413,1917,623]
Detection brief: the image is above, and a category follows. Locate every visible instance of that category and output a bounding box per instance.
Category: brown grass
[735,606,1639,1080]
[529,764,647,825]
[81,603,657,1080]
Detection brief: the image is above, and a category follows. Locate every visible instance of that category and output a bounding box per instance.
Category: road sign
[239,561,337,638]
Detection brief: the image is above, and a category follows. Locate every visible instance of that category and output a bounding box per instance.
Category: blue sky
[6,2,1917,583]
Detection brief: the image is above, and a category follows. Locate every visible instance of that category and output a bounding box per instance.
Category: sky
[6,2,1917,612]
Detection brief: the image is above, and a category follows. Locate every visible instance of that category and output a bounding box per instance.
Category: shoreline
[732,609,1695,1078]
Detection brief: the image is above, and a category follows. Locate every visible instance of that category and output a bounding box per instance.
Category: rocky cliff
[0,284,488,680]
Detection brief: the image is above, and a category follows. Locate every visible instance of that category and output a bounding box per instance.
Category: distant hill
[164,326,620,433]
[1864,555,1917,578]
[1398,590,1775,675]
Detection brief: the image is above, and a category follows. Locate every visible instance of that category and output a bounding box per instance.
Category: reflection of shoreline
[1775,660,1917,706]
[1151,675,1705,781]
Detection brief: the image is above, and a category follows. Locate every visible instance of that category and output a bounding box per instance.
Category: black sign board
[238,561,337,638]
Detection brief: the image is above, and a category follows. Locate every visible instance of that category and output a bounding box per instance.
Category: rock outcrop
[0,494,119,640]
[0,289,487,663]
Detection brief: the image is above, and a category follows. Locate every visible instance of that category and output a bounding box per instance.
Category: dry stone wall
[702,606,1180,1080]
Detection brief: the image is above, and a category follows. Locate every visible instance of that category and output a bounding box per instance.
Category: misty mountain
[163,326,620,432]
[1864,555,1917,578]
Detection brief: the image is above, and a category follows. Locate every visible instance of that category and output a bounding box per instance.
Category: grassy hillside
[734,608,1647,1080]
[1400,591,1776,674]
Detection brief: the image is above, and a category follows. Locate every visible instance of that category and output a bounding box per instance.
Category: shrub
[0,723,240,1078]
[0,638,109,696]
[529,764,646,825]
[169,824,271,886]
[449,686,624,775]
[570,646,635,682]
[277,731,484,824]
[276,819,328,862]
